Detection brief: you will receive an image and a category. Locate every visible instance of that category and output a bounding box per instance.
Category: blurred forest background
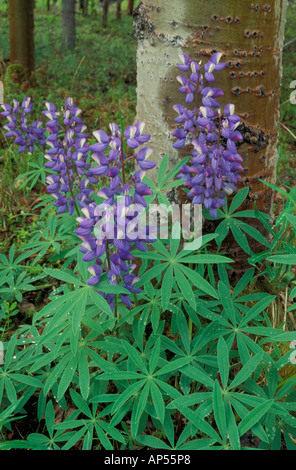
[0,0,295,250]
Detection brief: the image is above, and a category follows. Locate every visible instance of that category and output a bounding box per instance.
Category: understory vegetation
[0,0,295,451]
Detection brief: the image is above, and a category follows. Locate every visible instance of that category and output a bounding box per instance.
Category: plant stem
[65,161,80,217]
[120,136,126,186]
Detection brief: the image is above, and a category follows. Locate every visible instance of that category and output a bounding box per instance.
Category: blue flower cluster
[75,121,156,308]
[172,52,244,218]
[1,97,45,153]
[43,98,93,215]
[1,96,156,308]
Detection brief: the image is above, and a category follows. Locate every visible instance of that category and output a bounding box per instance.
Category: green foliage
[0,0,295,453]
[0,158,295,450]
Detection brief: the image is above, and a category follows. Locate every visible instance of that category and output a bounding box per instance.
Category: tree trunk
[62,0,76,49]
[116,0,121,20]
[79,0,88,15]
[102,0,109,28]
[47,0,50,11]
[9,0,35,74]
[127,0,134,15]
[84,0,88,15]
[135,0,288,217]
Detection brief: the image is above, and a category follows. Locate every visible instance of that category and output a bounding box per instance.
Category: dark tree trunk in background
[84,0,89,15]
[102,0,109,28]
[127,0,134,15]
[9,0,35,74]
[116,0,121,20]
[62,0,76,49]
[47,0,50,11]
[79,0,88,15]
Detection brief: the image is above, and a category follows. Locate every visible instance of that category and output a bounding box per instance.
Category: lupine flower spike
[172,52,244,218]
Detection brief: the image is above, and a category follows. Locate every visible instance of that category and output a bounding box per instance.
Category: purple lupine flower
[172,52,243,218]
[75,121,156,308]
[1,97,46,153]
[42,98,93,215]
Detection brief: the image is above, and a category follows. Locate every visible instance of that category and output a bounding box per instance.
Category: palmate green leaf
[236,332,251,365]
[79,349,90,401]
[213,381,227,441]
[161,265,174,311]
[239,295,276,327]
[261,180,295,204]
[137,263,169,287]
[174,267,196,310]
[150,380,165,424]
[178,234,218,257]
[217,337,229,389]
[98,371,143,381]
[283,429,296,450]
[176,404,221,442]
[178,253,233,264]
[229,396,269,443]
[179,264,219,299]
[45,400,55,439]
[229,352,263,390]
[176,309,190,355]
[136,435,172,450]
[112,380,146,415]
[44,268,84,286]
[181,364,214,389]
[225,399,240,450]
[229,187,250,214]
[57,355,78,401]
[133,382,150,436]
[230,223,252,255]
[286,213,296,232]
[131,251,168,262]
[234,219,270,248]
[215,219,230,246]
[149,338,161,374]
[290,285,296,301]
[238,400,273,436]
[43,353,72,396]
[178,439,215,450]
[62,427,88,451]
[88,287,113,317]
[158,154,169,187]
[192,321,221,353]
[154,357,193,377]
[9,374,43,389]
[0,440,48,451]
[170,222,181,258]
[218,281,237,326]
[5,377,17,403]
[232,268,255,299]
[72,288,88,333]
[122,341,149,374]
[69,389,93,419]
[162,156,191,186]
[267,254,296,265]
[5,334,17,372]
[168,392,212,409]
